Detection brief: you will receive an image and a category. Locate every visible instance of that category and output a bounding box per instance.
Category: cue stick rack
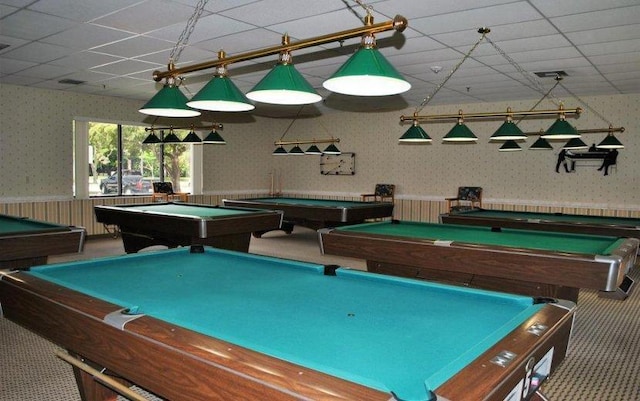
[269,169,283,196]
[55,350,149,401]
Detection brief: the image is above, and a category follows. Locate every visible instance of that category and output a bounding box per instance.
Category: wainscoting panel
[1,195,637,236]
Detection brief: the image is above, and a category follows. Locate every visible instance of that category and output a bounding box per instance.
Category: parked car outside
[99,172,152,195]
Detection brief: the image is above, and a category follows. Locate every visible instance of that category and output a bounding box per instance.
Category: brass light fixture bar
[400,106,582,123]
[274,138,340,147]
[153,15,408,82]
[145,124,223,131]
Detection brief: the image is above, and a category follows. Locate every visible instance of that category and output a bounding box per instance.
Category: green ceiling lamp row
[399,106,582,144]
[142,124,224,145]
[141,14,410,117]
[272,138,341,156]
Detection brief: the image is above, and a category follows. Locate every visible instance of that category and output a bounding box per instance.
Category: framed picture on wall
[320,153,355,175]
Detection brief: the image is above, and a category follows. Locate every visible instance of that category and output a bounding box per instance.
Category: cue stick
[278,170,282,195]
[54,350,149,401]
[269,171,274,196]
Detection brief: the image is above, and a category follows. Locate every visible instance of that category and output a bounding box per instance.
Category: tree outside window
[87,122,192,197]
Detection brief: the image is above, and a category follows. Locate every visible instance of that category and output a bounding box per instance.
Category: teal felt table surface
[0,214,69,235]
[120,203,266,218]
[240,197,389,208]
[455,209,640,227]
[335,221,624,255]
[26,247,543,401]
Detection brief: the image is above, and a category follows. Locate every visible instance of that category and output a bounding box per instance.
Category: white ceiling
[1,0,639,114]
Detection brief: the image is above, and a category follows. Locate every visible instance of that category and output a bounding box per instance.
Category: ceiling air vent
[534,71,568,78]
[58,78,86,85]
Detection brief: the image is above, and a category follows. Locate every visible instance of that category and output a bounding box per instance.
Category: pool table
[222,197,393,236]
[319,220,639,302]
[0,213,85,270]
[94,202,282,253]
[440,208,640,240]
[0,246,575,401]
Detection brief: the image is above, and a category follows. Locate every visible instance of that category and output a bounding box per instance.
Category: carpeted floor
[1,228,639,400]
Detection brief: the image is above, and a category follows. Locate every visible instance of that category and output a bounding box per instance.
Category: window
[76,120,195,198]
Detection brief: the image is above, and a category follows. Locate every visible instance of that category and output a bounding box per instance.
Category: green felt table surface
[456,209,640,227]
[240,197,386,208]
[26,247,542,401]
[0,214,68,235]
[335,221,623,255]
[122,204,263,218]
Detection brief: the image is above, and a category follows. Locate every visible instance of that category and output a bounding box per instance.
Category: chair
[446,186,482,212]
[151,182,189,202]
[361,184,395,203]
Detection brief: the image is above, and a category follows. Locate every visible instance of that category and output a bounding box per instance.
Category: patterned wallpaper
[0,83,638,211]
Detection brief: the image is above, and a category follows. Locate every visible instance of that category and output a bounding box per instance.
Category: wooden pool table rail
[319,228,639,302]
[0,266,575,401]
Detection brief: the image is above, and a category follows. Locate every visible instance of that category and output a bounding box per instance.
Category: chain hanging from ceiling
[169,0,210,65]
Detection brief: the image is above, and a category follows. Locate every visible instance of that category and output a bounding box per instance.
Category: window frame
[73,118,202,199]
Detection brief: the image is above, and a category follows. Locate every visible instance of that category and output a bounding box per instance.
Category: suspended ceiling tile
[92,0,201,35]
[549,5,640,33]
[528,0,640,17]
[219,0,346,27]
[42,24,133,50]
[92,36,175,59]
[28,0,139,22]
[409,2,543,36]
[1,9,78,40]
[148,13,255,44]
[91,59,161,76]
[2,41,75,63]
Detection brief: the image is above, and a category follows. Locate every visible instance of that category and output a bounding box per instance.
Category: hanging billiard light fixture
[246,35,322,105]
[323,13,410,97]
[139,74,201,118]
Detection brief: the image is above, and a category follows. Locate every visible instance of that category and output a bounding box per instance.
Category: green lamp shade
[399,124,432,143]
[323,47,411,96]
[490,121,526,141]
[182,131,202,143]
[163,132,182,143]
[529,137,553,150]
[442,123,478,142]
[305,145,322,155]
[597,134,624,149]
[139,85,201,117]
[187,76,255,112]
[202,130,226,144]
[289,145,305,155]
[246,64,322,105]
[142,132,161,144]
[542,119,579,139]
[563,137,588,150]
[273,146,288,155]
[499,140,522,152]
[323,144,341,154]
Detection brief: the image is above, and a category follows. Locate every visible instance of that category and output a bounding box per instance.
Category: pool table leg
[70,352,129,401]
[252,221,294,238]
[119,231,252,253]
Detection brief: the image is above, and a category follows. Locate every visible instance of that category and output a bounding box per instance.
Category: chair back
[153,182,174,194]
[457,186,482,201]
[375,184,395,198]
